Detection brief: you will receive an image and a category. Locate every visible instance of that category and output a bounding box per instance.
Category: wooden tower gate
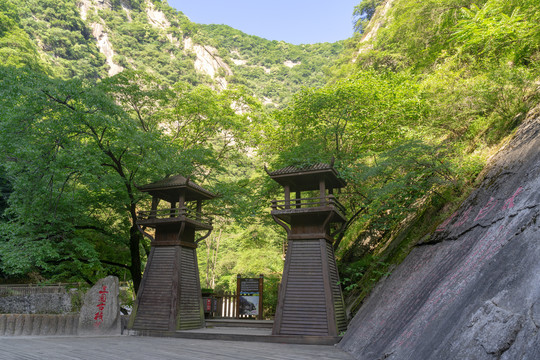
[267,162,348,337]
[128,175,214,331]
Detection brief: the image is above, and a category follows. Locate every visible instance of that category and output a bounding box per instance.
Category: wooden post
[284,185,291,209]
[295,191,301,209]
[150,196,159,218]
[236,275,241,319]
[170,201,176,217]
[258,274,264,320]
[178,192,185,215]
[196,199,202,220]
[319,179,326,206]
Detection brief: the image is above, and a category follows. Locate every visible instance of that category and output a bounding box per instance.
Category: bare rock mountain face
[339,105,540,359]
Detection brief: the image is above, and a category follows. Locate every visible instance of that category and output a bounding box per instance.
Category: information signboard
[237,275,264,319]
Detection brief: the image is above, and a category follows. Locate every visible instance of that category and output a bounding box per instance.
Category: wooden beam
[236,275,241,319]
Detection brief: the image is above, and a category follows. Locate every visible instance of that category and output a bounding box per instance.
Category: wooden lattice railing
[270,195,346,215]
[137,207,212,224]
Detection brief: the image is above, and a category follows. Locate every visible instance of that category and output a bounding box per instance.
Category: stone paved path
[0,336,354,360]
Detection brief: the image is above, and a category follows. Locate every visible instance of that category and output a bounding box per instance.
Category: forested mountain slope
[310,0,540,315]
[333,0,540,358]
[7,0,342,106]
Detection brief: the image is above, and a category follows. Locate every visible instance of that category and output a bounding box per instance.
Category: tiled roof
[267,163,333,176]
[137,174,215,199]
[266,162,346,191]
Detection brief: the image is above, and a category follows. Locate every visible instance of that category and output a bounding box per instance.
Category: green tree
[0,65,262,291]
[0,0,46,71]
[0,67,179,290]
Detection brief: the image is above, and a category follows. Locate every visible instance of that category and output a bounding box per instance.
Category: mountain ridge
[11,0,344,106]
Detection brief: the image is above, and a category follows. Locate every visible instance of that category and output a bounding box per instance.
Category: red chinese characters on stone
[436,211,458,232]
[436,186,525,233]
[94,285,108,327]
[474,197,498,222]
[502,187,524,211]
[454,207,472,228]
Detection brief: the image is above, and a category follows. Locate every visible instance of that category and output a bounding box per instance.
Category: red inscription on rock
[436,211,457,232]
[474,197,498,221]
[502,186,523,211]
[94,285,108,327]
[454,206,472,228]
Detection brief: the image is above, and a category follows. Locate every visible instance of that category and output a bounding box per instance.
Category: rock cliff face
[76,0,231,86]
[339,106,540,359]
[183,37,232,90]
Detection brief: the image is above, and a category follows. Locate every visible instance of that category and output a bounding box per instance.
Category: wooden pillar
[295,191,301,209]
[319,179,326,206]
[236,274,241,319]
[178,192,185,218]
[284,185,291,209]
[178,192,185,209]
[258,274,264,320]
[150,196,159,218]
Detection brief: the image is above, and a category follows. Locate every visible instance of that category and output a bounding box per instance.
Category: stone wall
[0,277,121,337]
[0,314,79,336]
[0,293,72,314]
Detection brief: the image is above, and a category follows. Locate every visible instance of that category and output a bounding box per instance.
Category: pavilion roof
[137,174,215,202]
[267,163,346,192]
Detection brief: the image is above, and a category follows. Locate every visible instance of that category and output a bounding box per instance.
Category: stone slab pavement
[0,335,354,360]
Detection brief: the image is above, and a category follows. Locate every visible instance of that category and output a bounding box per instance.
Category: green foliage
[0,67,160,284]
[13,0,107,79]
[363,0,475,70]
[452,0,540,65]
[0,1,46,71]
[330,0,540,312]
[348,141,458,229]
[0,64,258,291]
[264,70,426,167]
[199,24,344,106]
[353,0,384,33]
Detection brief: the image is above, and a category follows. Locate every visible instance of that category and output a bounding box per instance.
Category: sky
[167,0,360,45]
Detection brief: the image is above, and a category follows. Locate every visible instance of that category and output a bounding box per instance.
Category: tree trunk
[129,213,143,294]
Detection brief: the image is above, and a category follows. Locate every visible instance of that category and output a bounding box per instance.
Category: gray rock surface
[78,276,121,335]
[339,107,540,359]
[0,293,72,314]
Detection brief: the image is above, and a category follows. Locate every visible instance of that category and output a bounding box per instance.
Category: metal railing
[137,207,212,224]
[271,195,346,215]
